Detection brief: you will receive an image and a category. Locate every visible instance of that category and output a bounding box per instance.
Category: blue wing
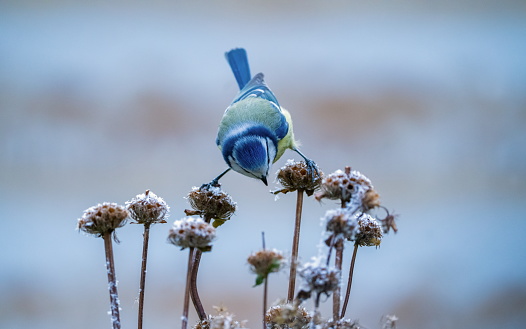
[225,48,251,90]
[230,73,281,110]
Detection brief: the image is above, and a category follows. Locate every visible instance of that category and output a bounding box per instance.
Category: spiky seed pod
[355,214,383,247]
[299,263,340,298]
[186,186,236,227]
[167,217,216,252]
[324,208,359,243]
[275,160,322,196]
[322,319,362,329]
[126,190,169,225]
[77,202,128,237]
[265,303,312,329]
[247,249,285,286]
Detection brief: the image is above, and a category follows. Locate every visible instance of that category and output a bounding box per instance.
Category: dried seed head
[247,249,285,286]
[77,202,128,237]
[322,319,362,329]
[315,169,353,202]
[381,315,398,329]
[167,217,216,252]
[193,308,245,329]
[355,214,383,247]
[126,190,169,225]
[362,189,381,211]
[276,160,322,196]
[324,208,359,242]
[186,186,236,227]
[265,303,312,329]
[299,262,340,298]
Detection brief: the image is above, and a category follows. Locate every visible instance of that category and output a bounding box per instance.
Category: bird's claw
[200,179,220,191]
[304,158,320,180]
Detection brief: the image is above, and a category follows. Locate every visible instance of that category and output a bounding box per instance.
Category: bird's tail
[225,48,251,90]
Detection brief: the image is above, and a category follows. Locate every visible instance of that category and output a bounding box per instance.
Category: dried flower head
[362,188,381,211]
[126,190,169,225]
[322,319,361,329]
[77,202,128,237]
[186,186,236,227]
[167,217,216,252]
[266,302,311,329]
[380,211,398,234]
[298,261,340,299]
[355,214,383,247]
[193,307,245,329]
[247,249,285,286]
[315,167,376,211]
[323,208,359,243]
[274,160,322,196]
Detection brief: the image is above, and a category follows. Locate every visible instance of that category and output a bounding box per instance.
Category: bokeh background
[1,1,525,328]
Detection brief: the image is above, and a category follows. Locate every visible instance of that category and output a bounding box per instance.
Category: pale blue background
[1,1,525,328]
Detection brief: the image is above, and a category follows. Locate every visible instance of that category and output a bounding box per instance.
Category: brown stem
[287,189,305,302]
[137,224,151,329]
[190,248,206,320]
[182,248,194,329]
[332,240,343,321]
[103,232,121,329]
[263,278,268,329]
[340,243,359,319]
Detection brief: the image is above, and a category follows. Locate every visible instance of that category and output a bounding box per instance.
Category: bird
[208,47,317,187]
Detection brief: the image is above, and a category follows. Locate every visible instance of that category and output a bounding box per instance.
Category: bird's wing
[230,73,281,110]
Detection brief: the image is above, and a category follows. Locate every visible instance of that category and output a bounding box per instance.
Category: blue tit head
[221,124,278,185]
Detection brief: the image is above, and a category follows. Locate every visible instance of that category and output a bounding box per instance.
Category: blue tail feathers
[225,48,251,90]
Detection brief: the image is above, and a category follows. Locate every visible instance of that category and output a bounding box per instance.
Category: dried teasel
[77,202,128,238]
[185,186,236,227]
[274,160,322,196]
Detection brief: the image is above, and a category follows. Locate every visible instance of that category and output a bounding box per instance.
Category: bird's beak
[261,176,268,186]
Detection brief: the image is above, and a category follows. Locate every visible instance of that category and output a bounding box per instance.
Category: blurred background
[1,1,525,328]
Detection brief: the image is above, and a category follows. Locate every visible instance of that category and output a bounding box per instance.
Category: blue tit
[210,48,316,186]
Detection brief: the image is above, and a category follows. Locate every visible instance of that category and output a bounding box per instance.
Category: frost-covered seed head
[187,187,236,223]
[355,214,383,247]
[315,167,374,209]
[168,217,216,251]
[77,202,128,237]
[299,263,340,297]
[126,190,169,225]
[322,319,362,329]
[276,160,322,195]
[193,312,245,329]
[324,208,359,242]
[265,303,312,329]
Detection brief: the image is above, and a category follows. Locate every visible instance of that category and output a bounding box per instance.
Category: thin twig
[103,232,121,329]
[137,223,151,329]
[287,189,305,302]
[263,278,268,329]
[340,243,359,319]
[182,247,194,329]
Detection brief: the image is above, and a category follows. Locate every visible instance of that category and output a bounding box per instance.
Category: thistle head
[275,160,322,196]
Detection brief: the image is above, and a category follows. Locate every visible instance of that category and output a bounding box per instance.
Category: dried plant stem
[137,223,151,329]
[190,248,206,320]
[340,243,359,319]
[333,240,343,320]
[103,232,121,329]
[182,247,194,329]
[263,278,268,329]
[287,189,305,302]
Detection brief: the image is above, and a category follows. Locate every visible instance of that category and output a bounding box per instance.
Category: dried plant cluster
[76,161,398,329]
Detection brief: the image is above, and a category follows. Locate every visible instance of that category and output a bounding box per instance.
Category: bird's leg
[293,148,319,178]
[200,168,231,190]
